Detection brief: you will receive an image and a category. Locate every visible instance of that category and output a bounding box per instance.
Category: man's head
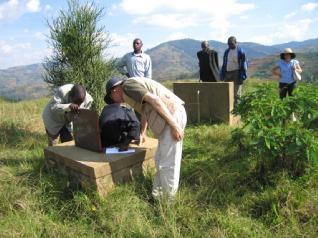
[104,76,125,104]
[133,38,143,53]
[201,41,209,50]
[227,36,237,50]
[69,84,86,105]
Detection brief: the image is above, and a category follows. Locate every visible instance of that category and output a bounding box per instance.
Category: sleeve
[144,55,152,78]
[215,51,219,69]
[50,87,71,113]
[82,93,93,109]
[122,79,148,104]
[292,59,299,66]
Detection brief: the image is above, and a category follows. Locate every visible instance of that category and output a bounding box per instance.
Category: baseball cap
[104,76,124,104]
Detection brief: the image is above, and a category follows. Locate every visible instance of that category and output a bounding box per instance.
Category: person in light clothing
[220,36,248,106]
[104,76,187,200]
[271,48,302,99]
[42,84,93,146]
[118,38,152,78]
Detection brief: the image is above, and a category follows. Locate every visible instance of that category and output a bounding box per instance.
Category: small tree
[44,0,114,111]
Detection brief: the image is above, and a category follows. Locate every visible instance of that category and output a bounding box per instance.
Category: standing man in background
[42,84,93,146]
[197,40,220,82]
[118,38,152,79]
[221,36,248,107]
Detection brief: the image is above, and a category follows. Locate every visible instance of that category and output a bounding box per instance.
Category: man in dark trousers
[197,40,220,82]
[220,36,248,106]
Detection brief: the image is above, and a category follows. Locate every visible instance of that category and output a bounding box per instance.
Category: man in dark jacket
[197,41,220,82]
[99,103,140,148]
[220,36,248,106]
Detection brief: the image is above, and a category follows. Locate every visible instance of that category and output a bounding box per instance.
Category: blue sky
[0,0,317,69]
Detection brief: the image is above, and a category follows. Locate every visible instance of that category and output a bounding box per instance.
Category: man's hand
[171,124,184,141]
[69,103,80,114]
[139,133,147,145]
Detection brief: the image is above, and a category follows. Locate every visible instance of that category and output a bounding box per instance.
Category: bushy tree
[44,0,114,111]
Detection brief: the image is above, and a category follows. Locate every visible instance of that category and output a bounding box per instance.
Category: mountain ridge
[1,38,318,100]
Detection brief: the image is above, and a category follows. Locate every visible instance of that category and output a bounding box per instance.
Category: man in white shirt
[220,36,248,107]
[42,84,93,146]
[118,38,152,79]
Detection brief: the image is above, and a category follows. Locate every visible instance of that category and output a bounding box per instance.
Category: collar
[132,51,143,56]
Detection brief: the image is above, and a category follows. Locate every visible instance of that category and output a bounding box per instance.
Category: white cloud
[26,0,40,12]
[0,40,50,69]
[0,40,32,55]
[301,2,318,11]
[107,4,118,16]
[0,0,40,22]
[44,4,52,12]
[0,41,13,54]
[284,11,297,19]
[35,31,45,40]
[18,42,32,49]
[117,0,254,38]
[166,32,189,41]
[250,18,314,45]
[108,32,136,58]
[240,15,249,20]
[133,14,197,29]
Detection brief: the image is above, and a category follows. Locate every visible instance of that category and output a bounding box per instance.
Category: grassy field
[0,79,317,237]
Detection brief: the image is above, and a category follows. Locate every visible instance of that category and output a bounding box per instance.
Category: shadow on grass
[0,121,46,149]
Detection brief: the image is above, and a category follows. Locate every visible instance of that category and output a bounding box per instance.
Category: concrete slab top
[44,138,158,179]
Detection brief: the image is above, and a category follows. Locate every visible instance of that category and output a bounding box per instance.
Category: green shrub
[232,84,318,175]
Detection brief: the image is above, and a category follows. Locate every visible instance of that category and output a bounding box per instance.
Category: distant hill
[0,64,48,100]
[147,38,318,80]
[146,39,284,80]
[1,38,317,100]
[274,38,318,53]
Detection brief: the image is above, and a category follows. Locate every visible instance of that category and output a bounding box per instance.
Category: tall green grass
[0,79,317,237]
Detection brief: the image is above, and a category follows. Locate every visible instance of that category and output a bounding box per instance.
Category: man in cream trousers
[42,84,93,146]
[104,76,187,200]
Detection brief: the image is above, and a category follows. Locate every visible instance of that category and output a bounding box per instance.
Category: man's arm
[50,88,72,113]
[144,55,152,78]
[143,92,184,141]
[215,52,219,69]
[139,113,148,145]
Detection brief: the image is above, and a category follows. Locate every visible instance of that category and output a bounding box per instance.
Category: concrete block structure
[173,82,239,125]
[44,138,158,196]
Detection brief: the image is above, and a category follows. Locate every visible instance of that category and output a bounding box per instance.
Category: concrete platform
[44,138,158,196]
[173,82,240,125]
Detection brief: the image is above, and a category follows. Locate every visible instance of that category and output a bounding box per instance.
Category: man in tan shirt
[104,76,187,200]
